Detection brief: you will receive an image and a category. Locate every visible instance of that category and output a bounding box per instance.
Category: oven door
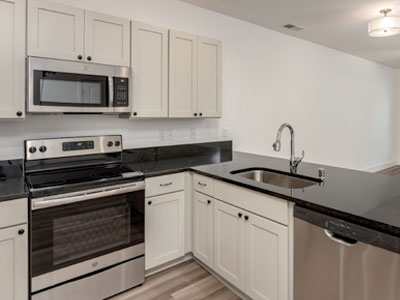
[31,182,145,292]
[27,57,115,113]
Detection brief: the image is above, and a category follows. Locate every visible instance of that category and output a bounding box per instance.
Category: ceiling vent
[283,24,303,31]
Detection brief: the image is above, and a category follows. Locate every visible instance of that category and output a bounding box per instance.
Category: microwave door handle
[109,76,114,108]
[32,182,144,210]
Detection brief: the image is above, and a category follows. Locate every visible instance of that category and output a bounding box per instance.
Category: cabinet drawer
[146,173,184,197]
[193,173,214,196]
[0,198,27,229]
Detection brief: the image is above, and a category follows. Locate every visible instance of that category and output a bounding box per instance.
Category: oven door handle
[32,182,145,210]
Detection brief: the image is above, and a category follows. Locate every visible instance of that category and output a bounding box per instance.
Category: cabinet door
[85,11,130,66]
[193,192,214,268]
[145,191,185,270]
[198,37,222,118]
[27,0,84,61]
[0,0,25,119]
[169,31,198,118]
[245,212,289,300]
[0,224,28,300]
[213,200,245,290]
[131,22,168,118]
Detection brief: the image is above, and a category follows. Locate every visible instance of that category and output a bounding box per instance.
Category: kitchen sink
[231,168,320,189]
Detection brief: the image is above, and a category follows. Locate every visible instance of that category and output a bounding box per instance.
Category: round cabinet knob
[199,113,203,116]
[87,56,92,61]
[18,229,25,235]
[244,216,249,221]
[133,112,138,116]
[77,55,83,60]
[107,141,114,147]
[207,200,211,204]
[194,113,197,117]
[39,146,47,153]
[16,111,23,117]
[148,201,152,205]
[115,141,121,147]
[29,146,37,154]
[238,213,242,218]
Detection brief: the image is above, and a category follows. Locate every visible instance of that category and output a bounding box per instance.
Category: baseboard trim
[193,257,252,300]
[145,253,193,277]
[364,161,398,173]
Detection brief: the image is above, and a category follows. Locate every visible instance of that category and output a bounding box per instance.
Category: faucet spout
[272,123,305,172]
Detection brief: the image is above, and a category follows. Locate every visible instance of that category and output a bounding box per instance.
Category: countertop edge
[189,168,400,237]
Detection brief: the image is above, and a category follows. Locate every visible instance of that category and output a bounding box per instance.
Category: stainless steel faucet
[273,123,305,172]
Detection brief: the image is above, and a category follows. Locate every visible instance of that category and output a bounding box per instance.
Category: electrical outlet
[159,129,166,141]
[190,128,196,140]
[167,129,173,140]
[222,128,228,138]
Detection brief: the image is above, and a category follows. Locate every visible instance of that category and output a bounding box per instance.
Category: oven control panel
[62,141,94,151]
[25,135,123,160]
[113,77,129,107]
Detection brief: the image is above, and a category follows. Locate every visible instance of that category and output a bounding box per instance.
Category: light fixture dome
[368,8,400,37]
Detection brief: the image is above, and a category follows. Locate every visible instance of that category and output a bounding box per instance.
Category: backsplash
[0,114,222,160]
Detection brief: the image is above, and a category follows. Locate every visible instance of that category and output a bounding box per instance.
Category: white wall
[0,0,398,171]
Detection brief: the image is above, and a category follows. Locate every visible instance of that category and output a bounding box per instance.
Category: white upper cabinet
[0,0,25,119]
[131,22,168,118]
[84,11,130,66]
[198,37,222,118]
[169,30,198,118]
[28,0,130,66]
[28,0,84,61]
[245,211,288,300]
[168,32,222,118]
[0,0,26,119]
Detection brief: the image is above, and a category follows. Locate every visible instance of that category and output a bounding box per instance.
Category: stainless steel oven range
[25,135,145,300]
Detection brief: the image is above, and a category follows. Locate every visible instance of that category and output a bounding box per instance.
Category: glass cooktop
[26,164,137,190]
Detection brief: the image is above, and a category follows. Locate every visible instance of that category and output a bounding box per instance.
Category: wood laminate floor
[110,260,242,300]
[378,165,400,177]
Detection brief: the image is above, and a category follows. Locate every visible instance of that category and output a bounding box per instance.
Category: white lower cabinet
[145,191,185,270]
[213,199,246,290]
[0,224,28,300]
[245,212,288,300]
[193,191,289,300]
[193,191,214,269]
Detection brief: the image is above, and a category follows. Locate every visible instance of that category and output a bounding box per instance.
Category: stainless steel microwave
[27,57,130,114]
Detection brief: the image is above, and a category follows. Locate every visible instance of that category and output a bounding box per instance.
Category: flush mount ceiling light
[368,8,400,37]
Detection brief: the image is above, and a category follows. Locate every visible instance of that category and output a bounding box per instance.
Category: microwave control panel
[113,77,129,107]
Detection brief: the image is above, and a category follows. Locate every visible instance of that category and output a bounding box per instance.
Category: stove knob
[115,141,121,147]
[39,146,47,153]
[107,141,113,147]
[29,146,37,154]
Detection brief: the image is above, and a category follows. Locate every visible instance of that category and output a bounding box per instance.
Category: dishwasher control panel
[294,205,400,254]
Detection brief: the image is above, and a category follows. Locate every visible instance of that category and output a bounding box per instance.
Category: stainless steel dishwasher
[294,205,400,300]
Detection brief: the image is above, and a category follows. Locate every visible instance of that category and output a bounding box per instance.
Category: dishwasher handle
[324,229,358,247]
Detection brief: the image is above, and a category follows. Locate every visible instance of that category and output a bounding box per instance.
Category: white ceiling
[180,0,400,68]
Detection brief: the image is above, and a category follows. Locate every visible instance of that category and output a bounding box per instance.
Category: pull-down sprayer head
[273,141,281,152]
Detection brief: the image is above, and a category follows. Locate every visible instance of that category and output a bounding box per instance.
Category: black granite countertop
[123,141,233,177]
[191,151,400,237]
[0,160,29,202]
[1,140,400,239]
